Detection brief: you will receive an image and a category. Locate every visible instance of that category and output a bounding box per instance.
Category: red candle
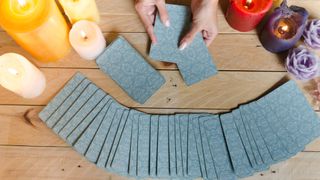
[226,0,273,32]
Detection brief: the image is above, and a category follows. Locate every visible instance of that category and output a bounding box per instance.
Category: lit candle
[59,0,100,24]
[260,0,309,53]
[0,0,71,62]
[225,0,273,32]
[0,53,46,99]
[69,20,106,60]
[244,0,253,9]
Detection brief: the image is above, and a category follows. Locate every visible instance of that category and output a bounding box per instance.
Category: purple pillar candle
[260,0,309,53]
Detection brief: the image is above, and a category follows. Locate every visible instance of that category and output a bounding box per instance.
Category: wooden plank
[0,69,292,109]
[0,105,222,147]
[0,106,66,147]
[98,13,249,34]
[0,146,125,180]
[96,0,320,17]
[2,69,317,111]
[0,32,290,71]
[0,146,320,179]
[1,105,319,151]
[1,0,319,33]
[95,0,320,34]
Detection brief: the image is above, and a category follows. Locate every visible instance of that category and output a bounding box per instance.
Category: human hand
[179,0,219,50]
[135,0,170,44]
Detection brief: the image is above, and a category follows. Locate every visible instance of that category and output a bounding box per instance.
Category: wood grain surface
[0,0,320,179]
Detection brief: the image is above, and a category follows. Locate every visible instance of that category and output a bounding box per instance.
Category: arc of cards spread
[39,72,320,180]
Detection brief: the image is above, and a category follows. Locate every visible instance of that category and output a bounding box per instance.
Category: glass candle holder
[259,0,309,53]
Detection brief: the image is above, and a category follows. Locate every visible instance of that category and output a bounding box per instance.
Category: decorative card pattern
[39,72,320,180]
[96,36,165,104]
[149,4,218,86]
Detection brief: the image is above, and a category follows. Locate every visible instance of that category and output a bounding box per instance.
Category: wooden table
[1,0,320,179]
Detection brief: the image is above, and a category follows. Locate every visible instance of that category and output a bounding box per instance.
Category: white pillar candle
[69,20,106,60]
[0,53,46,99]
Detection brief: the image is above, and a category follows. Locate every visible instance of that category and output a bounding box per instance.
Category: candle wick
[278,25,289,34]
[244,0,252,9]
[80,31,88,40]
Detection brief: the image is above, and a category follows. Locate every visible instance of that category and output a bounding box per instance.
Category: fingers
[179,24,200,50]
[180,27,218,49]
[203,37,213,47]
[146,24,157,44]
[202,30,218,47]
[155,0,170,27]
[135,3,157,44]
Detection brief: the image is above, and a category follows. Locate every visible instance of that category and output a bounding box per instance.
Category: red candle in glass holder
[226,0,273,32]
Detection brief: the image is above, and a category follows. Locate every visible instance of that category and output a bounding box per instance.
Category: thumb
[156,1,170,27]
[179,24,200,51]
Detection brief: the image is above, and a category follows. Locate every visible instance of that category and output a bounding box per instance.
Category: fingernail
[165,20,170,27]
[179,42,187,51]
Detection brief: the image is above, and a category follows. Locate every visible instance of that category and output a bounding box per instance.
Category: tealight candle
[69,20,106,60]
[260,0,309,53]
[59,0,100,24]
[0,0,71,62]
[225,0,273,32]
[0,53,46,99]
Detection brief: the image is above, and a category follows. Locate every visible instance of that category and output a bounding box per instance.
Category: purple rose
[303,19,320,49]
[285,46,319,80]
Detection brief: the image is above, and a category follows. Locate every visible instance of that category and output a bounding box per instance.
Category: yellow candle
[272,0,283,10]
[0,53,46,98]
[0,0,71,62]
[59,0,100,24]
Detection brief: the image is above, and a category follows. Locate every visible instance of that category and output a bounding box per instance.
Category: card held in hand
[96,36,165,104]
[150,4,218,86]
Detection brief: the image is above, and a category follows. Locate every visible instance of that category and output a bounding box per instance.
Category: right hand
[179,0,219,50]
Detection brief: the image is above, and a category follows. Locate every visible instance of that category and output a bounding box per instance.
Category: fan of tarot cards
[39,72,320,180]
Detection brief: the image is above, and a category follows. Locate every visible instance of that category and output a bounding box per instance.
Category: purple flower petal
[303,19,320,49]
[285,46,319,80]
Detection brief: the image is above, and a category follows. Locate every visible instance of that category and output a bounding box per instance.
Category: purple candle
[260,0,309,53]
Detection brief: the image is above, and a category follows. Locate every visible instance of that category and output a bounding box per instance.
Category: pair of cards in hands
[96,4,217,104]
[39,72,320,180]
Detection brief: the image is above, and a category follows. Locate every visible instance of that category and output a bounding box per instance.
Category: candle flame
[244,0,253,9]
[80,30,88,40]
[17,0,27,7]
[282,25,289,32]
[7,68,19,76]
[278,25,289,35]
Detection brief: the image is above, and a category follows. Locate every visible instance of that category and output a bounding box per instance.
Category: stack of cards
[96,36,165,104]
[149,4,218,86]
[39,72,320,180]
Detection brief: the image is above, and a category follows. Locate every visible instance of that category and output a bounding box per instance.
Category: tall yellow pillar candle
[0,53,46,99]
[0,0,71,62]
[272,0,283,10]
[59,0,100,24]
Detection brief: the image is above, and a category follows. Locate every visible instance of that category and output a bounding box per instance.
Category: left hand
[135,0,170,44]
